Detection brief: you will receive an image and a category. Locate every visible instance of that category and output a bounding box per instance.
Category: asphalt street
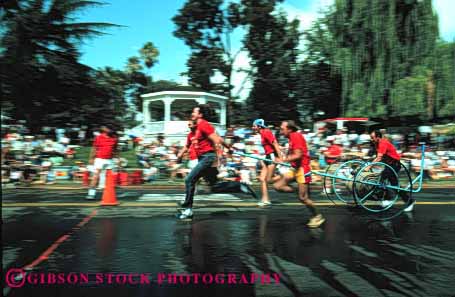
[2,186,455,297]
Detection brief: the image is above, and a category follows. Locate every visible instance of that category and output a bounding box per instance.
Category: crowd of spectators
[1,129,80,185]
[2,122,455,186]
[133,125,455,184]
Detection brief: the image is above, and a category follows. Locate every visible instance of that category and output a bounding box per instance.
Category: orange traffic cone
[100,170,119,206]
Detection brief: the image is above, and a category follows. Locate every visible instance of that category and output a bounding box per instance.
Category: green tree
[324,0,439,119]
[126,56,144,74]
[242,1,301,123]
[299,19,342,121]
[433,41,455,119]
[125,42,160,112]
[0,0,120,131]
[140,42,159,70]
[173,0,243,123]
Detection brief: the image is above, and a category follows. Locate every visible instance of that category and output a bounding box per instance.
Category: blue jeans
[182,152,217,208]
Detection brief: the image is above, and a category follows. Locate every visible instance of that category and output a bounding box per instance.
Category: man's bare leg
[87,169,101,199]
[273,175,295,193]
[298,183,317,215]
[298,183,325,227]
[259,162,271,203]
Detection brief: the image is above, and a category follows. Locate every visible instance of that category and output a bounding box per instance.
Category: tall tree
[299,19,342,121]
[433,41,455,119]
[139,42,160,70]
[242,0,301,123]
[0,0,120,131]
[173,0,242,124]
[324,0,439,119]
[125,42,160,112]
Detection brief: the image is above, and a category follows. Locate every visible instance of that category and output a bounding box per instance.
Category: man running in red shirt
[273,120,325,228]
[177,120,198,169]
[86,126,117,199]
[177,104,256,220]
[370,130,415,212]
[252,119,282,206]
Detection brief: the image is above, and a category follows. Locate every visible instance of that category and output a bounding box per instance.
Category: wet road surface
[2,187,455,297]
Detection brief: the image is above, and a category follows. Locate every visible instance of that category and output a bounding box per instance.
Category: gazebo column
[164,97,174,122]
[220,102,227,126]
[142,100,151,122]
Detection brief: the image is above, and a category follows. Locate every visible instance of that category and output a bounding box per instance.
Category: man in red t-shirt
[252,119,282,206]
[177,104,254,220]
[273,120,325,228]
[177,120,199,169]
[324,140,343,165]
[370,130,415,211]
[322,139,343,194]
[86,126,117,199]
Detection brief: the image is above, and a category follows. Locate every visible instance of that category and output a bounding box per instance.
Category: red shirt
[260,128,276,155]
[186,131,198,160]
[93,133,117,159]
[287,132,310,168]
[325,144,343,164]
[376,138,400,161]
[194,119,215,157]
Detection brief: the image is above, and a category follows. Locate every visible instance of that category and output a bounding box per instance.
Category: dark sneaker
[240,183,258,199]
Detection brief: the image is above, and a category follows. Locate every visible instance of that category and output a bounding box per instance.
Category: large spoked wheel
[353,162,412,216]
[331,160,365,204]
[399,161,414,210]
[322,161,339,204]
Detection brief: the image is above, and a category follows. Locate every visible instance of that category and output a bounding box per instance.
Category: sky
[78,0,455,98]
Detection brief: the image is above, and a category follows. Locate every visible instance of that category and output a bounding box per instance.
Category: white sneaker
[257,201,272,207]
[381,200,393,207]
[86,189,96,200]
[404,200,415,212]
[307,214,325,228]
[177,208,193,220]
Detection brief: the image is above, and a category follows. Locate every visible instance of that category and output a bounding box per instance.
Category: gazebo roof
[141,90,228,101]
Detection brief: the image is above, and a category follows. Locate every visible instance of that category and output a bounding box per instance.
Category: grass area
[63,146,139,168]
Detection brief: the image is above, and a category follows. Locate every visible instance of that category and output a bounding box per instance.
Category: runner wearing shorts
[273,120,325,228]
[86,126,117,199]
[252,119,282,206]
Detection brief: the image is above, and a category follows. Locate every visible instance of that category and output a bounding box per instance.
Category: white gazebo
[140,91,227,144]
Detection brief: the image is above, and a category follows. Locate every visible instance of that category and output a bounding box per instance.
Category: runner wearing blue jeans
[178,104,256,220]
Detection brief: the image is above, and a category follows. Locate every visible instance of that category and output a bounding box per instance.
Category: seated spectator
[323,139,343,165]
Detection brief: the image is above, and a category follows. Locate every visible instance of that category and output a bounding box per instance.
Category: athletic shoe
[307,214,325,228]
[177,208,193,220]
[240,183,258,199]
[403,200,415,212]
[85,189,96,200]
[381,200,393,208]
[257,201,272,207]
